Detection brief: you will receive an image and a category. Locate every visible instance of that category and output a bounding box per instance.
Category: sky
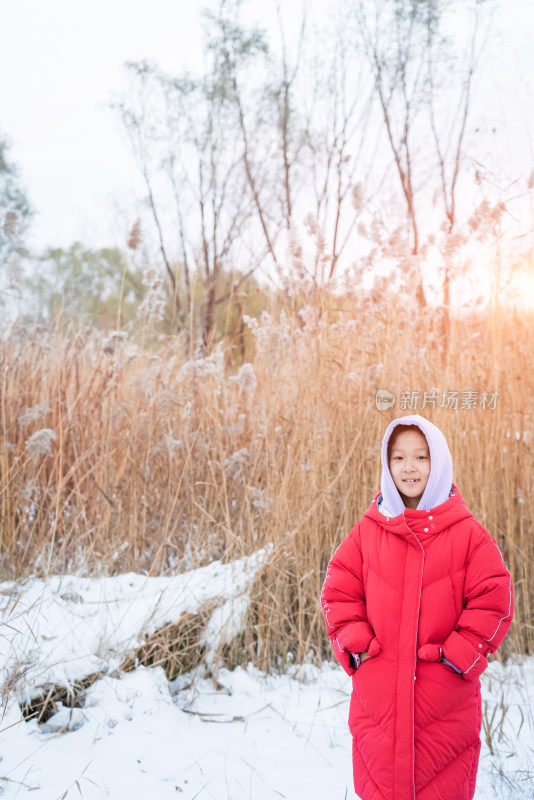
[1,0,534,256]
[1,1,211,251]
[0,0,304,253]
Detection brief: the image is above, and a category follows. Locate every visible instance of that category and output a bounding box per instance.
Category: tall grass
[1,296,532,669]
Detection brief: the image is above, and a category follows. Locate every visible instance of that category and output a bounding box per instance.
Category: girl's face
[388,428,431,510]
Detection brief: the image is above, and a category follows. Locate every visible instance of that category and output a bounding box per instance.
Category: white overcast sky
[1,0,534,254]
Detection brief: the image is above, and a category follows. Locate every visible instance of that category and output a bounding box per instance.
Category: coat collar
[364,484,473,537]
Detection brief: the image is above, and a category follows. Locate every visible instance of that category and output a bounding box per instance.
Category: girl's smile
[388,428,431,509]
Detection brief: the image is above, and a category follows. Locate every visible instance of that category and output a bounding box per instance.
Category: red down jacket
[321,486,513,800]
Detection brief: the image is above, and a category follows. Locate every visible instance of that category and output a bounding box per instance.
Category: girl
[321,414,513,800]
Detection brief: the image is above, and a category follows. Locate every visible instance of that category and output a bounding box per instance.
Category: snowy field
[1,559,533,800]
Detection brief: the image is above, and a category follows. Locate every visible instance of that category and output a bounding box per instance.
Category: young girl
[321,414,513,800]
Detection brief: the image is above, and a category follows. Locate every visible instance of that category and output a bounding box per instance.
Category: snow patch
[0,547,270,700]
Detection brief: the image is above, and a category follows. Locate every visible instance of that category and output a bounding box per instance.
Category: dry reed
[1,295,532,671]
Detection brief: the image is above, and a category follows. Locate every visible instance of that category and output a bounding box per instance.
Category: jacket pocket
[418,643,463,676]
[417,643,442,662]
[366,636,382,659]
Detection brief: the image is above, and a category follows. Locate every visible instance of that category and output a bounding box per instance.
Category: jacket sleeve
[321,525,379,676]
[442,526,514,682]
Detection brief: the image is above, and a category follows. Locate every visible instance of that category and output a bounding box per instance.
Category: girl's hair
[387,424,428,461]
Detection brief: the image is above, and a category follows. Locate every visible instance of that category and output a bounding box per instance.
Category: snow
[0,548,270,700]
[1,557,533,799]
[1,662,354,799]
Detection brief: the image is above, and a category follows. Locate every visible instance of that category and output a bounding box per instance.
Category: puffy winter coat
[321,486,513,800]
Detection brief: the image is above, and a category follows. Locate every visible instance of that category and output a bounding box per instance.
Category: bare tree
[115,53,260,346]
[113,62,184,329]
[426,2,486,321]
[212,0,374,284]
[114,0,491,343]
[356,0,489,316]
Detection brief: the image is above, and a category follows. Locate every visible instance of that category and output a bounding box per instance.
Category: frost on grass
[248,486,267,509]
[229,363,257,393]
[102,330,128,357]
[179,344,225,382]
[163,431,184,454]
[24,428,56,458]
[138,266,165,323]
[17,403,52,427]
[224,448,252,480]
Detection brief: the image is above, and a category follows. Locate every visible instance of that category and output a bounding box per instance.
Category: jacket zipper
[407,523,425,800]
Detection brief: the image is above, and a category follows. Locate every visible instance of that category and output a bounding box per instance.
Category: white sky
[1,0,215,251]
[1,0,534,254]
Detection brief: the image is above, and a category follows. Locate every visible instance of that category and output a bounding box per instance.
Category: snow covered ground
[0,548,270,700]
[1,562,533,799]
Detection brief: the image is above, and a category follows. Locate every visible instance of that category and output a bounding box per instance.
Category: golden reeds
[1,298,532,670]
